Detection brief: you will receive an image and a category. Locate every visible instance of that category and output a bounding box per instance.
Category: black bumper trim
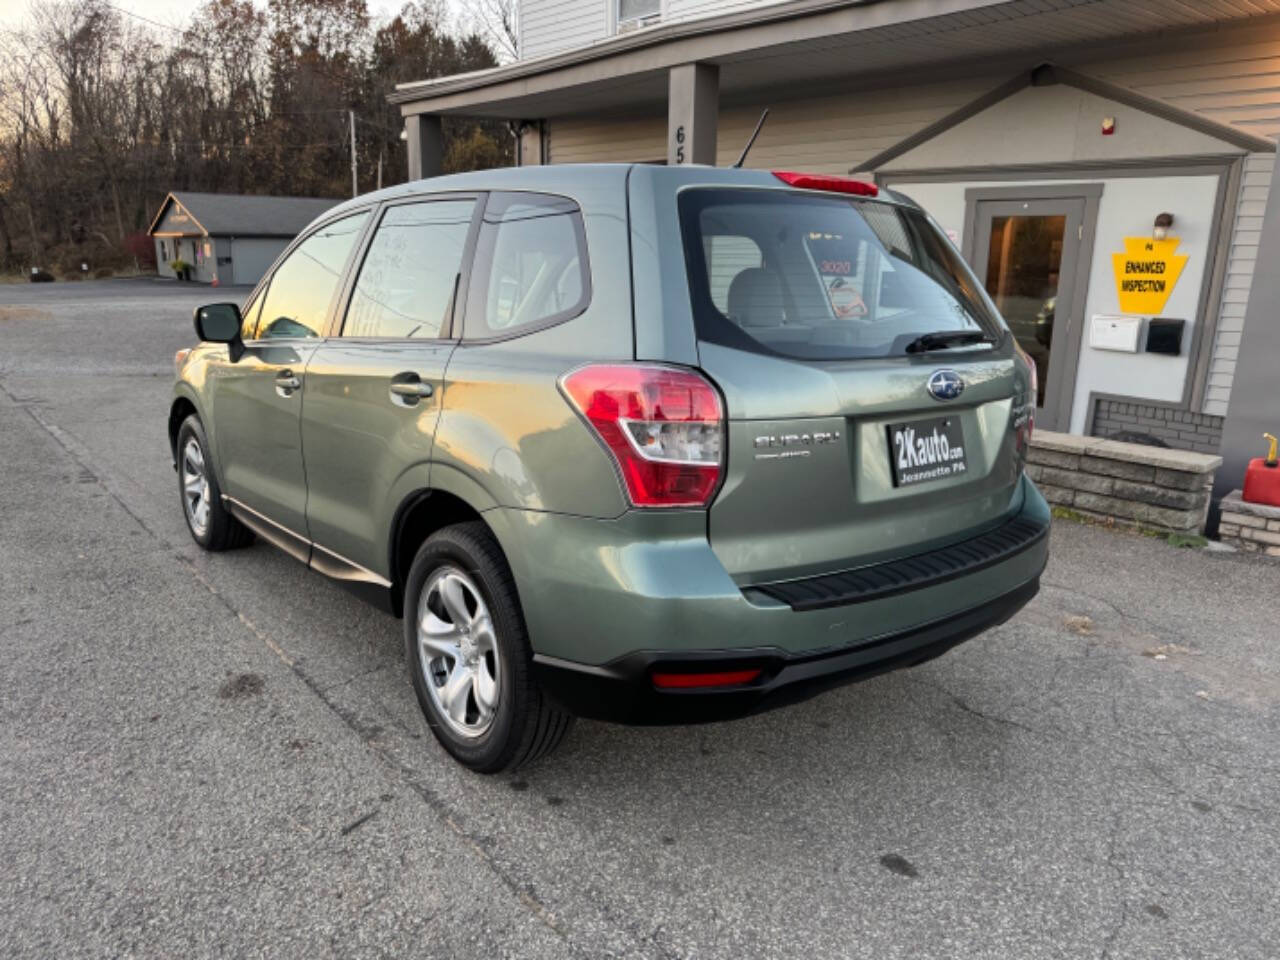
[752,513,1048,611]
[532,573,1041,725]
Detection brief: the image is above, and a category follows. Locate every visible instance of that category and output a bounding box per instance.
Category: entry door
[971,198,1088,431]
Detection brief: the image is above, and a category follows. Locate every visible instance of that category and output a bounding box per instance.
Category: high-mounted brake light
[652,668,762,690]
[560,363,724,508]
[773,171,879,197]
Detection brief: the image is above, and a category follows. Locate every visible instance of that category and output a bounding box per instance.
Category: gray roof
[149,192,342,238]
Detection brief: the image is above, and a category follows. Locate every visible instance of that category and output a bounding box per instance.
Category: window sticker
[825,276,866,318]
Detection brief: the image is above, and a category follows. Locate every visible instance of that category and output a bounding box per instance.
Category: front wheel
[176,415,253,551]
[404,522,572,773]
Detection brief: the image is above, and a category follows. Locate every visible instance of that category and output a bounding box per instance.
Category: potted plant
[169,258,192,281]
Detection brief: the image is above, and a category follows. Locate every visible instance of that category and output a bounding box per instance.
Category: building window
[617,0,660,30]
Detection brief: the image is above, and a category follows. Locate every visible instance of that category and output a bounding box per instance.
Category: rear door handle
[275,370,301,397]
[389,375,434,405]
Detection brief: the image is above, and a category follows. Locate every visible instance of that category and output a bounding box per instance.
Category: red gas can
[1242,433,1280,507]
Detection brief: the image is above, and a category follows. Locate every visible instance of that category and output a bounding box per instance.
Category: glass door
[973,198,1087,431]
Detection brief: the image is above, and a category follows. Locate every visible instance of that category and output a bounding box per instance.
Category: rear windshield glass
[679,189,1003,360]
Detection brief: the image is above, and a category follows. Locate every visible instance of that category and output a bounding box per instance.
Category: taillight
[560,363,724,508]
[773,171,878,197]
[1013,341,1036,446]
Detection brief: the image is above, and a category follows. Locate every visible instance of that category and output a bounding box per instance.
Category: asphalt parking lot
[2,278,1278,959]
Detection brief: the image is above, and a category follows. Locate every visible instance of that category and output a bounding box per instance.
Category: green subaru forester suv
[170,164,1048,772]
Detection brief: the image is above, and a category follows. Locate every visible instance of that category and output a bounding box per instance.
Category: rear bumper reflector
[651,668,762,689]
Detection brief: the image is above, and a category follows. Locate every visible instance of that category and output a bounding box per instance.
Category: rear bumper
[486,474,1049,719]
[533,572,1041,725]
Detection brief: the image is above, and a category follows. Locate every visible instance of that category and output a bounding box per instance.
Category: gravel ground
[1,279,1278,959]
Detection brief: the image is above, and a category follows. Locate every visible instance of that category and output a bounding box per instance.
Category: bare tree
[464,0,518,62]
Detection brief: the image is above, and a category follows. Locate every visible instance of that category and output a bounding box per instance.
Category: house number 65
[674,125,685,163]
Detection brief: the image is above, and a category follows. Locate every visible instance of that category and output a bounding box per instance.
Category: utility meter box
[1090,315,1143,353]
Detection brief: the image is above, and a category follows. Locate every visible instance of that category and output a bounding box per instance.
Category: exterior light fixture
[1101,116,1116,135]
[399,127,408,141]
[1153,212,1174,241]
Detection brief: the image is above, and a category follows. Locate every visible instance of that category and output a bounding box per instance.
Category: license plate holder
[887,416,968,487]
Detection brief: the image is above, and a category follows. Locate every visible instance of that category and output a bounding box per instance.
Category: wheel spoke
[419,611,461,660]
[470,613,496,652]
[441,662,474,724]
[183,474,203,495]
[193,498,209,529]
[439,574,472,629]
[474,659,498,717]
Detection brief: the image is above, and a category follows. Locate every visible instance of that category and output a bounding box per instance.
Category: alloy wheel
[417,566,501,738]
[181,437,211,537]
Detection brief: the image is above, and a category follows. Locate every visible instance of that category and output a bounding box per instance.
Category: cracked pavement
[2,279,1278,958]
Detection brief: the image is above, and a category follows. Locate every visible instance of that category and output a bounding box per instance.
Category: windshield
[679,188,1004,360]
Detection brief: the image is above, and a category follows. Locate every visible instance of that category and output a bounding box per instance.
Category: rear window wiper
[903,330,993,354]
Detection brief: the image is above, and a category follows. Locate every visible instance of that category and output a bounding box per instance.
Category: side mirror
[193,303,244,361]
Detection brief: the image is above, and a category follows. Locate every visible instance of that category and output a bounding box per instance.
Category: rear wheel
[404,522,572,773]
[176,415,253,551]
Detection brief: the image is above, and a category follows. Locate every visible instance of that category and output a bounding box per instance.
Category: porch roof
[391,0,1280,121]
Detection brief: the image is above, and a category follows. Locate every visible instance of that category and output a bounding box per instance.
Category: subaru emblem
[927,369,965,401]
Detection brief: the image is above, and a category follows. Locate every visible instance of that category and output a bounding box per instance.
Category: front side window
[464,192,589,340]
[255,211,368,340]
[343,199,476,339]
[680,189,1002,360]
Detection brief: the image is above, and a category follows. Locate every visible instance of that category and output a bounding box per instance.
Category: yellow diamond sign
[1111,236,1187,315]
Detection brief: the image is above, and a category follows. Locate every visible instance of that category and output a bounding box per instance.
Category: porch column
[518,121,545,166]
[404,114,444,181]
[1215,145,1280,512]
[667,63,719,165]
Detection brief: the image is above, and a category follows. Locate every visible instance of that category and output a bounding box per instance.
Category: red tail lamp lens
[651,669,763,689]
[1013,341,1037,445]
[773,171,879,197]
[560,364,724,508]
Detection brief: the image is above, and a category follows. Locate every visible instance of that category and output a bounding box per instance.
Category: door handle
[275,370,301,397]
[390,377,434,405]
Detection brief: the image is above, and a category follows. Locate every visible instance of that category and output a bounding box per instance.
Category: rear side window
[679,189,1001,360]
[343,199,476,339]
[464,192,589,340]
[255,211,369,340]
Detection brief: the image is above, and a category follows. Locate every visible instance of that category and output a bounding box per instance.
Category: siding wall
[1204,153,1272,417]
[521,0,610,59]
[520,0,787,60]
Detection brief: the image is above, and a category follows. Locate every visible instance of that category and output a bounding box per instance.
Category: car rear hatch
[677,176,1034,584]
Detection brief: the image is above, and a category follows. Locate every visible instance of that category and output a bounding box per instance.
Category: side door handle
[275,370,301,397]
[389,375,434,406]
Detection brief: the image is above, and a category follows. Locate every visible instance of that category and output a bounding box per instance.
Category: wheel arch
[168,394,199,460]
[388,488,497,618]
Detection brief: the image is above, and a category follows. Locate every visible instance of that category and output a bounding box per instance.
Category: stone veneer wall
[1092,399,1224,455]
[1218,491,1280,557]
[1027,431,1222,534]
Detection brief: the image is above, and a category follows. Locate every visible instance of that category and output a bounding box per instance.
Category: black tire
[175,414,254,551]
[404,521,572,773]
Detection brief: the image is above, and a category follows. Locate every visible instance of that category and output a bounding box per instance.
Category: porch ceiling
[393,0,1280,120]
